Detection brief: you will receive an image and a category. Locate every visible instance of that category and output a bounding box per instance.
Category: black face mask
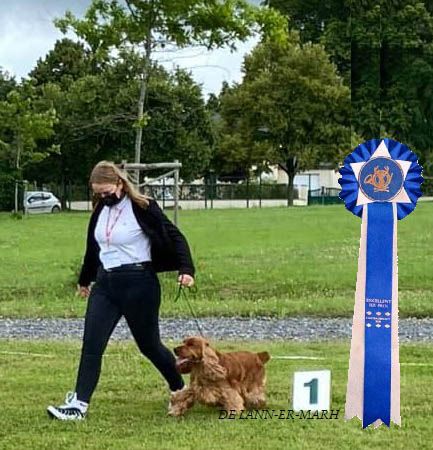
[101,192,124,207]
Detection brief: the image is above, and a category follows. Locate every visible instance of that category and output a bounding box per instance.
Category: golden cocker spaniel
[168,336,270,416]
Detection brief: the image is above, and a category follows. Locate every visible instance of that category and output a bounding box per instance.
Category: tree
[29,38,94,87]
[54,0,287,182]
[0,83,58,211]
[23,52,213,193]
[217,36,351,205]
[268,0,433,173]
[0,69,16,101]
[265,0,350,75]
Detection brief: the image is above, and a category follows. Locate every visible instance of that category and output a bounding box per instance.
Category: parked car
[25,191,62,214]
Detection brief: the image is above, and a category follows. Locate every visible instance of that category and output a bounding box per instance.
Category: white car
[25,191,62,214]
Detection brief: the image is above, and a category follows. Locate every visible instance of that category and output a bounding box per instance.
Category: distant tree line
[1,0,431,210]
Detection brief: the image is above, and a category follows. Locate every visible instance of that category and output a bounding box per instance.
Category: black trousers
[75,264,184,403]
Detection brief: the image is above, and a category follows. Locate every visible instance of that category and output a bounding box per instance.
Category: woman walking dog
[47,161,195,420]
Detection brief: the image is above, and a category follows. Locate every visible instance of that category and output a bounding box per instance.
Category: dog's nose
[173,347,179,355]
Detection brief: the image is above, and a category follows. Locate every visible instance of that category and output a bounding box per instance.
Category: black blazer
[78,197,195,287]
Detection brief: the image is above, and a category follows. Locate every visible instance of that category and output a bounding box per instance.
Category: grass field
[0,203,432,318]
[1,340,432,450]
[1,205,432,449]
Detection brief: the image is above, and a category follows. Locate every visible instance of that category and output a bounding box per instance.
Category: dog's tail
[257,351,271,364]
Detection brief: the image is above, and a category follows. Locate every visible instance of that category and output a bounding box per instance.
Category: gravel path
[1,317,432,342]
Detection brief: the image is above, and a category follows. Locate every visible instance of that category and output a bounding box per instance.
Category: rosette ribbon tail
[345,202,400,428]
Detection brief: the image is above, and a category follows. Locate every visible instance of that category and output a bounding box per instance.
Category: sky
[0,0,261,98]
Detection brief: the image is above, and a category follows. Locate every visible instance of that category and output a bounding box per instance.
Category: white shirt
[94,194,152,269]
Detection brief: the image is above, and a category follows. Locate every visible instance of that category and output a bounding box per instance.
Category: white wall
[266,165,340,189]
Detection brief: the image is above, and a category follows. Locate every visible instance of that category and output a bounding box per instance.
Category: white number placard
[292,370,331,411]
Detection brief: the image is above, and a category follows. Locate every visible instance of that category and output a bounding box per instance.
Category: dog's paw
[167,407,184,417]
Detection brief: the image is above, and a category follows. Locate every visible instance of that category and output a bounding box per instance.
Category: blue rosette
[339,138,423,220]
[341,138,423,428]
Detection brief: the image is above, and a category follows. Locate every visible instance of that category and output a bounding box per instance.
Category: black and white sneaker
[47,392,88,421]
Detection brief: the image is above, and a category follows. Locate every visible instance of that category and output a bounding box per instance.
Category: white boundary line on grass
[0,351,325,360]
[1,351,433,366]
[270,356,433,366]
[271,356,325,360]
[400,362,433,367]
[0,351,55,358]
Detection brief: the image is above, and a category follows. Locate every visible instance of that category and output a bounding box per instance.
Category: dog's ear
[201,342,227,381]
[201,340,215,357]
[257,351,270,364]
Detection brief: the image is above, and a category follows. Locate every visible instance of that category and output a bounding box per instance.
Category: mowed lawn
[0,340,432,450]
[0,202,432,318]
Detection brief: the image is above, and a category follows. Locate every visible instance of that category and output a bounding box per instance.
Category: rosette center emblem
[359,157,404,201]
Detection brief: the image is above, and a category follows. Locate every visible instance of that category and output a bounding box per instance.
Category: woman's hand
[76,284,91,298]
[178,274,194,287]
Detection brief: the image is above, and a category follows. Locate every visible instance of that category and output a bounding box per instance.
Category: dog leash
[173,282,205,337]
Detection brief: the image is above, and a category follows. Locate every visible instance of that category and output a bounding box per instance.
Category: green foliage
[54,0,288,54]
[0,172,15,211]
[49,0,288,186]
[0,79,59,209]
[0,68,16,100]
[20,0,289,190]
[29,39,94,87]
[22,53,213,186]
[0,1,289,196]
[216,36,351,181]
[269,0,433,173]
[0,85,57,168]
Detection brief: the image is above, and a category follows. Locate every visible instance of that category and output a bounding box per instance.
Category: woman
[47,161,195,420]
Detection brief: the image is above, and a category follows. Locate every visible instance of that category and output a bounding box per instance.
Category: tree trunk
[287,170,295,206]
[15,134,23,213]
[278,156,298,207]
[133,15,153,186]
[134,72,147,181]
[62,176,67,210]
[14,181,19,214]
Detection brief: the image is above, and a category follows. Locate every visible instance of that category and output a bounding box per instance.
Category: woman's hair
[89,160,152,209]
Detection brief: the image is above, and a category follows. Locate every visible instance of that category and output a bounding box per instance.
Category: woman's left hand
[178,274,194,287]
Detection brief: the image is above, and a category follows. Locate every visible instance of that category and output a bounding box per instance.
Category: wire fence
[44,181,308,211]
[3,176,433,212]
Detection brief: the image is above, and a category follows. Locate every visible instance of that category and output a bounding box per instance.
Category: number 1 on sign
[292,370,331,411]
[304,378,318,404]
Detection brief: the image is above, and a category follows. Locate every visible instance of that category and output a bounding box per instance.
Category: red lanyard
[105,205,125,247]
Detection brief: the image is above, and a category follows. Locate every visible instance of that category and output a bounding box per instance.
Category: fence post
[87,184,90,211]
[173,160,179,226]
[204,178,207,209]
[211,177,214,210]
[162,176,166,210]
[259,171,262,208]
[68,180,72,211]
[23,180,28,217]
[246,176,250,208]
[14,180,19,214]
[209,170,215,210]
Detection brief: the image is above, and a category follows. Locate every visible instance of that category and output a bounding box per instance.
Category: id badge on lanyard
[102,205,125,268]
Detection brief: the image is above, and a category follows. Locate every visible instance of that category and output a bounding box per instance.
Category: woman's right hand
[77,285,91,298]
